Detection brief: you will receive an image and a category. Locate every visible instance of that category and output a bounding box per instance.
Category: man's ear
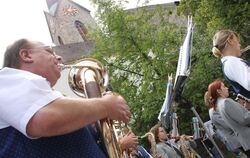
[19,49,33,63]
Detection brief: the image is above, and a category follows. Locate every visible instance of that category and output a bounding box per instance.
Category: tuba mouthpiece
[58,63,83,71]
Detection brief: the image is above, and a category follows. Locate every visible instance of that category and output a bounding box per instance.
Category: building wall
[45,0,97,45]
[45,0,97,97]
[47,1,186,97]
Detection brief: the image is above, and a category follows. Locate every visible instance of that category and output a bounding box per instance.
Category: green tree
[177,0,250,127]
[89,0,188,136]
[178,0,250,45]
[87,0,250,139]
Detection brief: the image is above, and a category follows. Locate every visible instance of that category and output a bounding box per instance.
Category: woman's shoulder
[224,98,236,103]
[216,97,226,105]
[156,142,166,150]
[156,142,165,146]
[223,98,240,109]
[222,56,241,65]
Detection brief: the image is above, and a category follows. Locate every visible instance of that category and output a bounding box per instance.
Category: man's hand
[119,131,139,150]
[102,94,131,122]
[238,98,250,110]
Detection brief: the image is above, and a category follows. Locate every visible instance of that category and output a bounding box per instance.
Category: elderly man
[0,39,131,158]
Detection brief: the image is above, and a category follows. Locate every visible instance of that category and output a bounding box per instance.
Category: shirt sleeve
[224,99,250,126]
[223,58,250,91]
[0,70,63,138]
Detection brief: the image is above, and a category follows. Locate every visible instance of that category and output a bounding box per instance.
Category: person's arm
[211,110,227,129]
[27,94,130,137]
[225,98,250,126]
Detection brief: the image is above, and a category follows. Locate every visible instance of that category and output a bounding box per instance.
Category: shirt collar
[221,55,240,63]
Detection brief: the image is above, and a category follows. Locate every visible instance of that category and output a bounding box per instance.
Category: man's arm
[27,94,130,137]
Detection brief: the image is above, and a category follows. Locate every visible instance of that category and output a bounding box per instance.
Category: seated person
[0,39,131,158]
[207,79,250,156]
[151,124,183,158]
[204,91,242,157]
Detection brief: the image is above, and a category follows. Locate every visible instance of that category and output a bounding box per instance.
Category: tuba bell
[59,58,125,158]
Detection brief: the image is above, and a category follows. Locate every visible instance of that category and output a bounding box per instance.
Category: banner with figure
[158,16,194,128]
[158,74,173,120]
[173,16,195,102]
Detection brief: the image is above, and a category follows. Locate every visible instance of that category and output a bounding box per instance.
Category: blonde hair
[212,30,239,58]
[204,91,210,108]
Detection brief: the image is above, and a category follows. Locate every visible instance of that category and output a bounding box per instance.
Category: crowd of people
[203,30,250,158]
[0,29,249,158]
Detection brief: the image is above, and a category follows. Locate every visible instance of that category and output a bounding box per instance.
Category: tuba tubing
[241,45,250,54]
[60,58,124,158]
[79,65,121,158]
[139,132,157,158]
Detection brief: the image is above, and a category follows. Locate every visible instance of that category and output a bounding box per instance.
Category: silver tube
[58,64,84,70]
[241,45,250,54]
[192,117,201,139]
[191,107,225,158]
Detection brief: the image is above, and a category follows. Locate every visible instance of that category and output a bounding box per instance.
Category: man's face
[28,42,62,86]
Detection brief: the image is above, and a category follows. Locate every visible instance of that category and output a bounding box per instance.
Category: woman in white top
[212,30,250,100]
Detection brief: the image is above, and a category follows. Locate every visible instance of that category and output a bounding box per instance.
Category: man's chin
[55,70,61,79]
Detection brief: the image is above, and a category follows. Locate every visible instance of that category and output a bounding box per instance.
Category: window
[74,20,88,41]
[58,36,64,45]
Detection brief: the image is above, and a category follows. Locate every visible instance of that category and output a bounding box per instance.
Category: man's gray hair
[3,38,31,68]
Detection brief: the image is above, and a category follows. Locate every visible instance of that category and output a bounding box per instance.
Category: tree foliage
[90,0,187,135]
[88,0,250,138]
[178,0,250,45]
[177,0,250,126]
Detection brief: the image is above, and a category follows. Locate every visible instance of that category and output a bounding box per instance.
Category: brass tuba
[139,132,157,158]
[241,45,250,54]
[59,58,123,158]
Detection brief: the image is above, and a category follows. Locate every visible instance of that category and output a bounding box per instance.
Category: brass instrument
[178,135,200,158]
[139,132,157,158]
[241,45,250,54]
[171,112,179,138]
[192,117,201,140]
[191,107,224,158]
[113,121,133,158]
[59,58,124,158]
[171,113,200,158]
